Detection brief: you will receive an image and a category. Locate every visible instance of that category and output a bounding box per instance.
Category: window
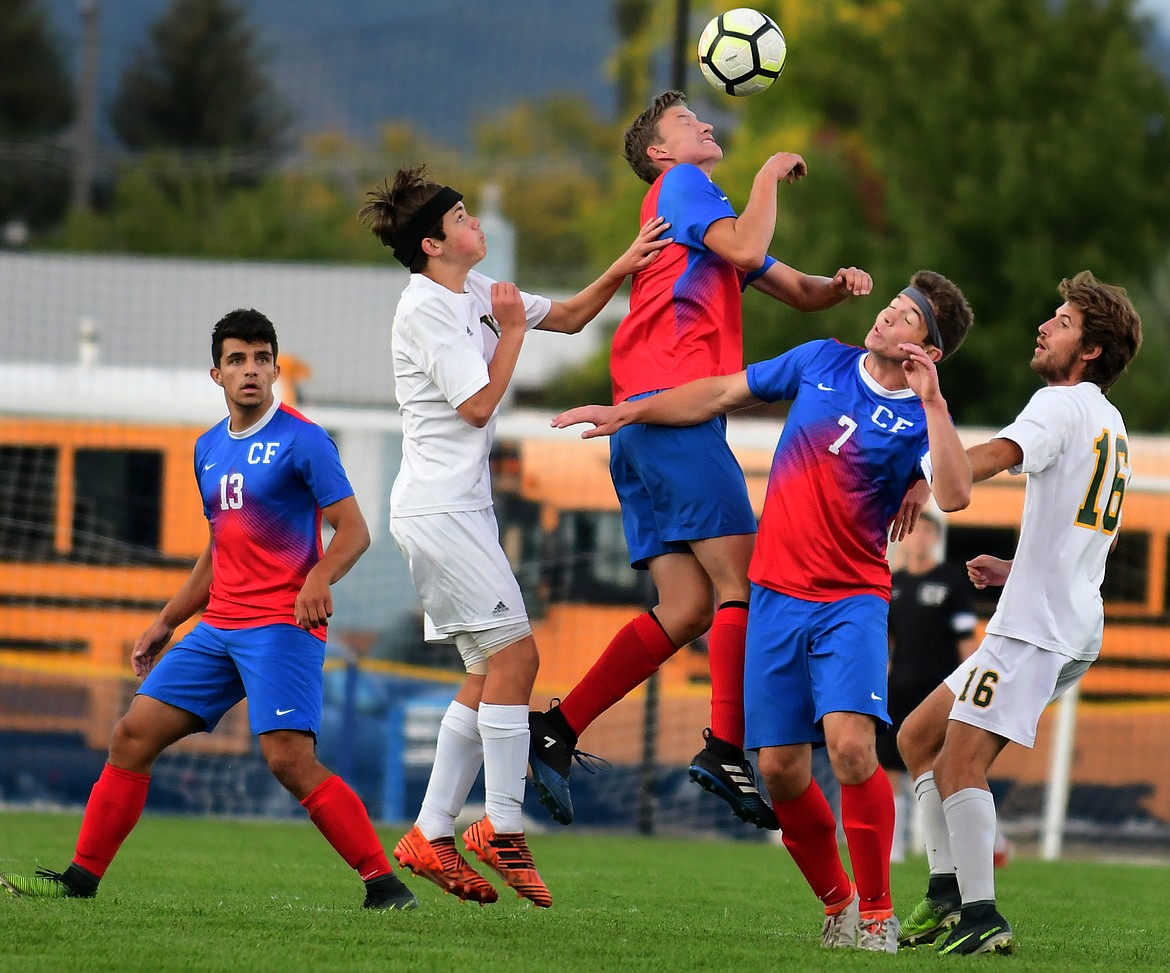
[945,525,1018,613]
[71,449,163,562]
[0,446,58,560]
[1101,531,1150,607]
[547,510,652,607]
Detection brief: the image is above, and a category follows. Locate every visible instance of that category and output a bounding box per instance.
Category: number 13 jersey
[193,398,354,639]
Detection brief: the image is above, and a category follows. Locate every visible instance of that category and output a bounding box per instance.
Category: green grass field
[1,810,1166,972]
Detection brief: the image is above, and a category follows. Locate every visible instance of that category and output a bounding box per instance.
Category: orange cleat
[393,826,498,904]
[461,816,552,908]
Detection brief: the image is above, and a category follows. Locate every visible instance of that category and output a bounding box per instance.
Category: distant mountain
[44,0,622,149]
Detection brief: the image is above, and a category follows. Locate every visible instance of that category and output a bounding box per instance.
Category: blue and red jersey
[609,164,772,404]
[746,340,934,602]
[193,403,354,640]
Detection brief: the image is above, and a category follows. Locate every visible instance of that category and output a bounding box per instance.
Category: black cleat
[362,871,419,910]
[688,728,779,830]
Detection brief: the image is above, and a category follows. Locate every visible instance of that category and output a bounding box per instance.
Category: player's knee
[757,749,806,801]
[826,737,876,785]
[107,718,163,772]
[668,606,714,644]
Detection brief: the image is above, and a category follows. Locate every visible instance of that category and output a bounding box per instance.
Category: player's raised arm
[749,262,873,312]
[703,151,806,270]
[901,341,971,513]
[537,217,672,334]
[553,371,758,439]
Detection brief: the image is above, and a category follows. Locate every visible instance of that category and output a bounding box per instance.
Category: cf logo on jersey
[871,405,915,434]
[248,442,281,464]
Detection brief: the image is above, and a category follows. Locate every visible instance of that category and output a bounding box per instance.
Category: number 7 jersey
[745,339,935,602]
[983,382,1130,661]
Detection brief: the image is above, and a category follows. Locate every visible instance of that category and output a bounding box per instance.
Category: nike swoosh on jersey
[817,383,835,392]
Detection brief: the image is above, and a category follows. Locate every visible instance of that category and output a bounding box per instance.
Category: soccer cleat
[857,912,901,954]
[461,816,551,908]
[821,887,860,948]
[0,867,94,899]
[898,892,962,948]
[393,826,498,904]
[527,706,610,826]
[361,871,419,910]
[937,908,1015,955]
[687,728,779,830]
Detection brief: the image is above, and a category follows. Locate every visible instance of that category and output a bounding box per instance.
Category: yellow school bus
[490,417,1170,822]
[2,375,1169,822]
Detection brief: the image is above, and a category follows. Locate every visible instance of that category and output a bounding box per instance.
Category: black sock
[926,872,960,902]
[547,704,578,748]
[62,863,100,897]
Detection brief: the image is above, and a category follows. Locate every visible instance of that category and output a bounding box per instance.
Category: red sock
[301,775,392,881]
[841,766,895,913]
[774,780,852,906]
[72,763,150,878]
[559,612,677,736]
[707,603,747,747]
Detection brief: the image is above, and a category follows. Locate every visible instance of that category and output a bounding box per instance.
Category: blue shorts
[138,622,326,736]
[609,398,757,569]
[744,585,891,750]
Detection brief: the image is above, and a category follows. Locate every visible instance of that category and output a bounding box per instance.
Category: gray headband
[900,286,943,353]
[391,186,464,267]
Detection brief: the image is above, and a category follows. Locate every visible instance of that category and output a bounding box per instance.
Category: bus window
[493,487,547,618]
[1102,530,1150,607]
[547,509,650,606]
[71,449,164,562]
[945,524,1017,613]
[0,445,57,561]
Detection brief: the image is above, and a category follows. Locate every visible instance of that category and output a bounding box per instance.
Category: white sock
[913,771,955,874]
[891,785,907,864]
[415,701,482,840]
[943,787,998,906]
[478,702,529,834]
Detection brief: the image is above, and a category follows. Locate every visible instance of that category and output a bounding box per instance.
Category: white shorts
[943,634,1091,748]
[390,508,531,674]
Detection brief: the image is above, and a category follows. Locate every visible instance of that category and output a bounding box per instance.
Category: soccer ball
[696,8,786,97]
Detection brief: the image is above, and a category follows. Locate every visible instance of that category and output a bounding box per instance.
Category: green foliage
[567,0,1170,430]
[2,810,1169,973]
[0,0,73,137]
[110,0,288,156]
[0,0,74,229]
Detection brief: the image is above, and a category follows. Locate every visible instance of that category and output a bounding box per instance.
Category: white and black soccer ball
[696,8,787,97]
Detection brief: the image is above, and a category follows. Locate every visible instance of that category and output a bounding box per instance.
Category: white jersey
[390,270,551,516]
[984,382,1130,661]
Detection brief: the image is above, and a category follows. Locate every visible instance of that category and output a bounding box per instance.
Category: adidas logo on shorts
[491,601,509,615]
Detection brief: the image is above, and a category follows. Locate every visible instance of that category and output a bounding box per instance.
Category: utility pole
[71,0,100,215]
[671,0,691,91]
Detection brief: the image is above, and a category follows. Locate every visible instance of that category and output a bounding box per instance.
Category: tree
[561,0,1170,430]
[0,0,75,230]
[109,0,288,159]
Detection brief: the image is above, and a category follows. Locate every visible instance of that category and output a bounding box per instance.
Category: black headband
[900,286,944,354]
[391,186,464,267]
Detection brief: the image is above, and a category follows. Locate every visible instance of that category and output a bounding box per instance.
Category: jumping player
[358,167,668,907]
[528,89,874,831]
[553,272,975,952]
[0,309,417,910]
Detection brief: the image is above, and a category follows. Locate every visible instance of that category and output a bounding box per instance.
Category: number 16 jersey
[984,383,1129,661]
